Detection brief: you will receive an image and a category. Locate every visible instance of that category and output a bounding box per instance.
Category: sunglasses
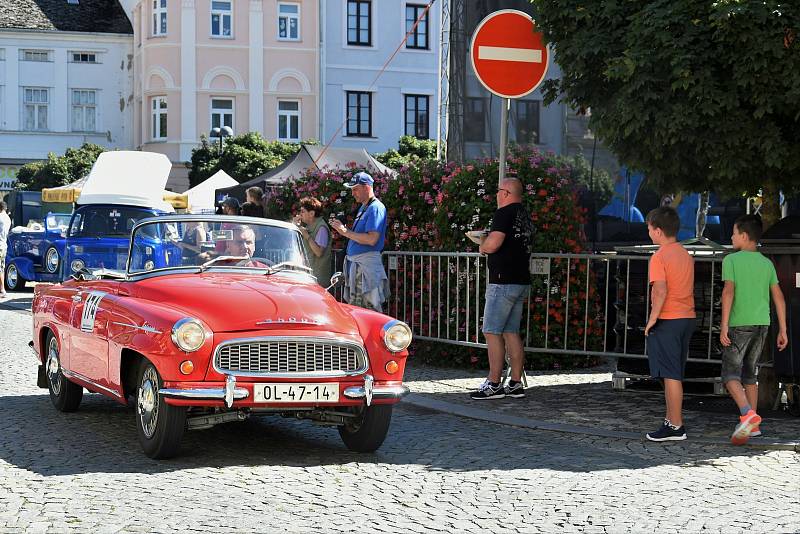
[497,188,511,195]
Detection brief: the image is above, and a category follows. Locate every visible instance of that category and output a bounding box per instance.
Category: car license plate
[253,383,340,403]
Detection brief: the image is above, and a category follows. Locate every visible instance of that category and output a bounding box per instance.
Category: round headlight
[70,259,85,272]
[171,318,207,352]
[382,320,412,352]
[144,260,155,271]
[46,248,60,273]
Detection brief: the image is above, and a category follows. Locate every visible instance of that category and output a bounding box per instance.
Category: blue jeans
[482,283,529,335]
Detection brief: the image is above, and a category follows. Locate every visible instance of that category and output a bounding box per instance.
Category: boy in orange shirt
[644,207,696,441]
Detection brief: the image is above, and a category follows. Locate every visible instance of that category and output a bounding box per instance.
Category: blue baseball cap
[344,171,374,188]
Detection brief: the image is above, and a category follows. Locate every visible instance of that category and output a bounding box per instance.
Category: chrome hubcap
[7,265,17,288]
[47,338,61,395]
[138,366,159,439]
[46,249,59,273]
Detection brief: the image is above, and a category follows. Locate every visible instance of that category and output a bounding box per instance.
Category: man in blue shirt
[329,172,389,312]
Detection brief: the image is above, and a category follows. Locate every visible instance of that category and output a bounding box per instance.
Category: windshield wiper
[199,256,250,272]
[265,261,314,275]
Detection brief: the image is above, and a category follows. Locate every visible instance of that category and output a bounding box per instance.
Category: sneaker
[504,381,525,398]
[469,380,505,400]
[731,410,762,446]
[646,419,687,442]
[750,426,762,438]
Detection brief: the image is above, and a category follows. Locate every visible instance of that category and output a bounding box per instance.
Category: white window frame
[345,90,372,137]
[71,89,98,132]
[151,96,168,140]
[70,51,99,63]
[404,3,429,50]
[403,93,429,139]
[277,3,301,41]
[23,87,49,131]
[21,49,51,62]
[210,1,233,38]
[346,0,372,47]
[277,100,301,142]
[152,0,167,37]
[210,97,235,133]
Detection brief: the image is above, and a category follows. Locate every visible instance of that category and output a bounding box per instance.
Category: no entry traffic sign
[470,10,549,99]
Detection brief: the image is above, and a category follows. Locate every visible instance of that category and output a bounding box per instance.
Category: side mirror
[326,271,343,291]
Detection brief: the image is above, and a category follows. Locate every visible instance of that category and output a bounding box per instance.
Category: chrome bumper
[159,374,408,409]
[159,375,249,408]
[343,375,410,406]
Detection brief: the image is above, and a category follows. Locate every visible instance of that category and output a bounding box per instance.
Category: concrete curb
[404,393,800,452]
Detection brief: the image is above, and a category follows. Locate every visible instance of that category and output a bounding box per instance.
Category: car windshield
[46,213,71,232]
[128,216,309,275]
[70,206,157,237]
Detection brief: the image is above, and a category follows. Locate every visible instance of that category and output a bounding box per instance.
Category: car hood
[131,273,359,335]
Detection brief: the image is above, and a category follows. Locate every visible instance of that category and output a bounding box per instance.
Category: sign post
[470,10,549,187]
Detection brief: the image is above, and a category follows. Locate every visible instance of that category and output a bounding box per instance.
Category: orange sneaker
[731,410,762,446]
[750,425,761,437]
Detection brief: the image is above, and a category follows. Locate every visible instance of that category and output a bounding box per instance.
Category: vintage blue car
[5,212,71,289]
[4,151,184,290]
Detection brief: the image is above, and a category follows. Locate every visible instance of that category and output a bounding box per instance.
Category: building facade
[321,0,440,154]
[0,0,134,192]
[129,0,320,189]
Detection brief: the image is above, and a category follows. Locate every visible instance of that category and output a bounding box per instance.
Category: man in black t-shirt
[471,178,533,400]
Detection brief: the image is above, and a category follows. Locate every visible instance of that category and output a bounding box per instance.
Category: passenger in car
[178,221,207,265]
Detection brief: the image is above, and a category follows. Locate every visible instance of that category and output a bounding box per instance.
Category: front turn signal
[385,360,399,374]
[179,360,194,375]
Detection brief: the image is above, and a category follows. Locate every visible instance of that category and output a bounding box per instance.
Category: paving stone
[1,293,799,533]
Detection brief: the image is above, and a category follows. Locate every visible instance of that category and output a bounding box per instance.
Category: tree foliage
[14,143,106,191]
[374,135,438,169]
[187,132,315,188]
[530,0,800,206]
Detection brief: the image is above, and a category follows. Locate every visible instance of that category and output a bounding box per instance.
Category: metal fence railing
[373,250,731,367]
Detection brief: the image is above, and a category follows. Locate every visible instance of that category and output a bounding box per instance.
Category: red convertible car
[31,215,412,458]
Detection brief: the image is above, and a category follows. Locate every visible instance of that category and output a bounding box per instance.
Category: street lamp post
[210,126,233,156]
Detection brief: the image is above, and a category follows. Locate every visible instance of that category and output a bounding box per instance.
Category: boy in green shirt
[720,215,788,445]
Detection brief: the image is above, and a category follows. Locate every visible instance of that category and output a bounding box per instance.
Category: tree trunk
[760,178,781,230]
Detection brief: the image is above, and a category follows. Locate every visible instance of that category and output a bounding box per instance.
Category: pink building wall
[132,0,320,190]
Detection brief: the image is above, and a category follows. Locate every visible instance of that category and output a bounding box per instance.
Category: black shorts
[646,318,696,381]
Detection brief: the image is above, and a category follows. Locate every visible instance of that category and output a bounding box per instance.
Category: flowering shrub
[263,146,605,370]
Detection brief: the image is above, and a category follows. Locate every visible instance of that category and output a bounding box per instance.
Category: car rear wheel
[338,404,393,453]
[5,263,26,291]
[136,360,186,459]
[45,332,83,412]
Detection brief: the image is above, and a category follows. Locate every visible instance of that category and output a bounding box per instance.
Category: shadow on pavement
[0,390,790,478]
[406,379,800,443]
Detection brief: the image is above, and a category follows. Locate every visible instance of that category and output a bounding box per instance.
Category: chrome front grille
[214,337,368,376]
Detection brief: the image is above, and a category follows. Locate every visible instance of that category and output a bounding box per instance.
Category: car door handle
[72,294,82,302]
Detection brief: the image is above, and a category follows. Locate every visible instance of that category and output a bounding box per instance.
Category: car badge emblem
[256,316,323,326]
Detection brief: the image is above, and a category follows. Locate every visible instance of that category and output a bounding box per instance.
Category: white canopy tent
[184,169,237,213]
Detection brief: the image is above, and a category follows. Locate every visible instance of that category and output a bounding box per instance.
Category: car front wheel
[136,360,186,459]
[45,331,83,412]
[5,263,26,291]
[45,247,60,273]
[338,404,393,453]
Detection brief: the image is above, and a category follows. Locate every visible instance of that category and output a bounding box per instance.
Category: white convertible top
[76,151,175,212]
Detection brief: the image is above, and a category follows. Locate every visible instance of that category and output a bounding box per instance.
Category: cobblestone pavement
[404,363,800,444]
[1,292,799,533]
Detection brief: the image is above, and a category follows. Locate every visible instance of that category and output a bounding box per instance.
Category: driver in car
[215,225,271,268]
[225,226,256,257]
